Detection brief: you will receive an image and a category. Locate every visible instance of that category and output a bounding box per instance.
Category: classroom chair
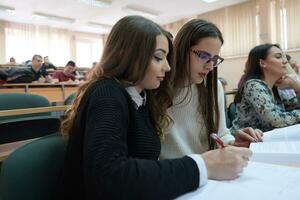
[0,134,66,200]
[0,93,51,121]
[227,102,237,128]
[64,92,76,105]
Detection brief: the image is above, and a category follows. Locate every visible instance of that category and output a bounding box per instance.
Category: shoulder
[53,71,63,76]
[54,70,63,74]
[244,79,268,90]
[88,79,130,102]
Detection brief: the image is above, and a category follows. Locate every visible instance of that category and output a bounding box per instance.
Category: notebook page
[250,141,300,153]
[177,162,300,200]
[263,124,300,142]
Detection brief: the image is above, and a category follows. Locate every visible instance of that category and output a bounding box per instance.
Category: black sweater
[59,79,199,200]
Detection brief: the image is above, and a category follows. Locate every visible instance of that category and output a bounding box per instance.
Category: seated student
[7,57,17,65]
[58,16,252,200]
[0,69,28,83]
[29,54,52,82]
[287,54,300,75]
[277,54,300,102]
[160,19,261,161]
[232,44,300,132]
[52,61,76,82]
[3,55,51,83]
[0,70,8,84]
[42,56,56,70]
[85,61,97,80]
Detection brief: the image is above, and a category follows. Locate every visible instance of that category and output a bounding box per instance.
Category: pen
[210,133,225,148]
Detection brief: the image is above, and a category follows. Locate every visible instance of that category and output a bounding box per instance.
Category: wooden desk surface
[0,83,80,102]
[1,82,80,87]
[0,105,69,117]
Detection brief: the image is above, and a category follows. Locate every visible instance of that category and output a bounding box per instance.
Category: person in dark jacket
[59,15,251,200]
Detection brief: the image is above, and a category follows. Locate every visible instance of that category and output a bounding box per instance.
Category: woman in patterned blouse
[232,44,300,132]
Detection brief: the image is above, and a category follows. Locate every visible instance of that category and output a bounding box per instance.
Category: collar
[125,86,147,109]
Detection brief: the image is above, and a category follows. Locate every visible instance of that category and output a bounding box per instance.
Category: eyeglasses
[191,50,224,68]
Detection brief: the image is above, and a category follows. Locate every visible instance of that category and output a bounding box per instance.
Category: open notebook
[177,162,300,200]
[249,124,300,165]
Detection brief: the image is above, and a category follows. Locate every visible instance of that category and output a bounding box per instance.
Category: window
[75,38,103,68]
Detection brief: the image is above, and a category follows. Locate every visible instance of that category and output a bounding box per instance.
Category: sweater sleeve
[278,88,300,110]
[83,88,199,200]
[243,80,300,128]
[217,80,235,144]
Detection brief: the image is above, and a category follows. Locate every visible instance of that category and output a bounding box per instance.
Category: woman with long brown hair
[160,19,261,160]
[59,16,252,200]
[232,44,300,132]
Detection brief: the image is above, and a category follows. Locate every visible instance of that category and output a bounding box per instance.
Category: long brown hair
[61,15,174,138]
[170,19,223,149]
[234,44,281,104]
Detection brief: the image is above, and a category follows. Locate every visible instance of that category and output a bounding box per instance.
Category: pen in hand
[210,133,225,148]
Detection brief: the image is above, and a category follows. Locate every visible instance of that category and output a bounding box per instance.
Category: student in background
[218,77,228,91]
[29,54,52,82]
[160,19,261,161]
[58,16,251,200]
[232,44,300,132]
[7,57,17,65]
[5,55,51,83]
[85,61,97,80]
[286,54,300,75]
[276,54,300,102]
[52,61,77,82]
[42,56,56,70]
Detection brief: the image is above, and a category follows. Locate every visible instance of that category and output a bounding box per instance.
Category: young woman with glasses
[59,16,253,199]
[160,19,262,164]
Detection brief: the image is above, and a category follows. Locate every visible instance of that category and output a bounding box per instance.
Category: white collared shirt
[126,86,207,187]
[125,86,146,109]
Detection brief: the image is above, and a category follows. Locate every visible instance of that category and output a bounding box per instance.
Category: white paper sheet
[177,162,300,200]
[263,124,300,142]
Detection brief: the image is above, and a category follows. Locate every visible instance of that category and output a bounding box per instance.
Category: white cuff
[220,129,235,144]
[187,154,208,187]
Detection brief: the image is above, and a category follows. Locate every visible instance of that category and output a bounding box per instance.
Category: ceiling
[0,0,248,34]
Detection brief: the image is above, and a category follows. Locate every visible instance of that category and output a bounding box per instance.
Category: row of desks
[0,83,80,102]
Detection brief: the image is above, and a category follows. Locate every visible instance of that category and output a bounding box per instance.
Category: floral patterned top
[231,79,300,132]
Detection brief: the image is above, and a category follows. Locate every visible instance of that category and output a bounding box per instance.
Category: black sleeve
[0,70,8,80]
[83,88,199,200]
[41,67,48,76]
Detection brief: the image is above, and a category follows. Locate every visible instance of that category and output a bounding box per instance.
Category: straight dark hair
[171,19,224,150]
[62,15,174,138]
[235,43,281,103]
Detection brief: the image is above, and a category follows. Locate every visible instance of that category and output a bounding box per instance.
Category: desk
[0,83,80,102]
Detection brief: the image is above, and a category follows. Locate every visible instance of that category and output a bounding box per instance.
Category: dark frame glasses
[191,50,224,68]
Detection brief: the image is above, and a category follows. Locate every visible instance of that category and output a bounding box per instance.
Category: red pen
[210,133,225,148]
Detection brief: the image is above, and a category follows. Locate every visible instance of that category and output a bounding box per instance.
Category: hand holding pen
[201,133,252,180]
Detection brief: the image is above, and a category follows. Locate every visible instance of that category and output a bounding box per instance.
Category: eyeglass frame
[191,50,224,68]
